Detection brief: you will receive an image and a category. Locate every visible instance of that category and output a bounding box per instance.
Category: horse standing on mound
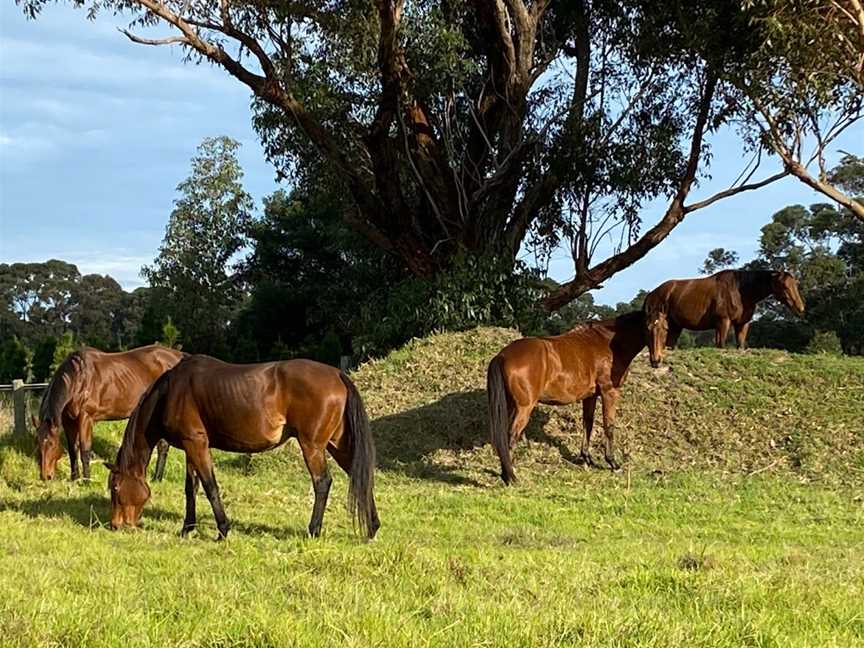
[106,355,379,540]
[643,269,805,367]
[34,345,184,481]
[487,311,648,485]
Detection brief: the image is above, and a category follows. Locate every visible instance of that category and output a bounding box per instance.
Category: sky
[1,4,861,305]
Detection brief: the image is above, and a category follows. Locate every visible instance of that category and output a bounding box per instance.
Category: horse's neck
[613,324,647,366]
[119,430,156,477]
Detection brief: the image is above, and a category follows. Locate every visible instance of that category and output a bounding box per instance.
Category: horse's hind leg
[78,415,93,480]
[715,318,731,348]
[152,439,169,482]
[600,388,621,471]
[580,395,599,468]
[509,404,533,450]
[184,440,230,540]
[180,457,200,537]
[300,440,332,538]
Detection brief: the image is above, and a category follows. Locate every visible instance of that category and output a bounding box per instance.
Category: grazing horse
[643,269,805,367]
[34,345,184,481]
[487,311,647,484]
[106,355,379,540]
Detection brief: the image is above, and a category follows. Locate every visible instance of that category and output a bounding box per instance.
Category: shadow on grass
[0,490,309,540]
[371,389,578,485]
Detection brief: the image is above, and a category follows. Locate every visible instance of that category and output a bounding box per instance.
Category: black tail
[487,356,515,485]
[340,373,380,539]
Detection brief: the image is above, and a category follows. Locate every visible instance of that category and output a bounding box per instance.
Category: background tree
[736,1,864,221]
[700,248,740,274]
[142,136,254,355]
[18,0,858,311]
[747,157,863,353]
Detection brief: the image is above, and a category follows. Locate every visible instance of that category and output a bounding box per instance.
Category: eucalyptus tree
[17,0,862,309]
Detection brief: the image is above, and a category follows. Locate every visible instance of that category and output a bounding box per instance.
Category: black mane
[38,351,86,425]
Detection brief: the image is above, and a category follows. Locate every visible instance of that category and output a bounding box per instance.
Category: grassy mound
[352,326,864,485]
[0,329,863,647]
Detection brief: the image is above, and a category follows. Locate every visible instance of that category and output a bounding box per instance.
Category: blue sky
[1,4,861,305]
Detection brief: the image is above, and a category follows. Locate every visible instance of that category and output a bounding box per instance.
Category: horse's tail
[340,372,380,539]
[487,355,516,485]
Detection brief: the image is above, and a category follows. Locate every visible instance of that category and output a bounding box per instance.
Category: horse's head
[106,463,151,530]
[645,313,668,368]
[34,415,63,481]
[772,271,805,315]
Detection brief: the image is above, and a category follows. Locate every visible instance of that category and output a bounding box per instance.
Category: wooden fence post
[12,379,27,436]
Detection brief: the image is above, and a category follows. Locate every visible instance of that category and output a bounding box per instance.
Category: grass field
[1,329,863,647]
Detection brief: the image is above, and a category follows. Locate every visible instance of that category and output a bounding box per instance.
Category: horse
[643,269,805,367]
[34,345,184,481]
[105,354,379,540]
[487,311,647,485]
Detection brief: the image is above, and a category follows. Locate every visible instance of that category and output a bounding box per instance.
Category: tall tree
[143,136,254,354]
[18,0,858,310]
[700,248,740,274]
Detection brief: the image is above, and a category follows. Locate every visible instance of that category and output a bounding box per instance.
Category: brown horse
[487,311,647,484]
[643,269,805,367]
[34,345,184,481]
[106,355,379,540]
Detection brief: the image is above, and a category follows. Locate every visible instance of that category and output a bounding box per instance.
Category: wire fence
[0,380,49,436]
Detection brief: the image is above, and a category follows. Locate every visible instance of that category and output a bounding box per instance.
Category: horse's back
[161,356,347,450]
[495,329,606,405]
[646,275,729,329]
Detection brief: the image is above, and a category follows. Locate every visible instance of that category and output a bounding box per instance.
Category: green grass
[1,329,863,647]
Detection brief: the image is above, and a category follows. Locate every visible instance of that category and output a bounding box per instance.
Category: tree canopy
[16,0,863,310]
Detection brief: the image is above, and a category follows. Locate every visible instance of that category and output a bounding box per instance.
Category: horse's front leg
[63,420,80,481]
[185,439,230,540]
[180,457,200,537]
[600,387,621,471]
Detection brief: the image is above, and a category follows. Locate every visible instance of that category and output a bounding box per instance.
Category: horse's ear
[31,415,39,430]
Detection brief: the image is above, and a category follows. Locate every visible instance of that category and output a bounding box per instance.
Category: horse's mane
[562,310,645,336]
[38,351,87,425]
[732,269,774,297]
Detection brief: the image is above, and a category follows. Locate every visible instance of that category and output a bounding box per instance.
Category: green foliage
[50,332,77,375]
[30,338,57,382]
[806,330,843,355]
[0,337,31,382]
[160,317,181,350]
[143,137,253,355]
[353,254,545,358]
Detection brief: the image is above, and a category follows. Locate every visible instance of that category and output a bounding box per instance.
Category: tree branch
[543,70,718,311]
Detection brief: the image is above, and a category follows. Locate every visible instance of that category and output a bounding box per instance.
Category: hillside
[353,327,864,485]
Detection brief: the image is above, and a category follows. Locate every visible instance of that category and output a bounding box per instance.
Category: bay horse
[105,355,379,540]
[487,311,647,484]
[643,269,805,367]
[34,345,184,481]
